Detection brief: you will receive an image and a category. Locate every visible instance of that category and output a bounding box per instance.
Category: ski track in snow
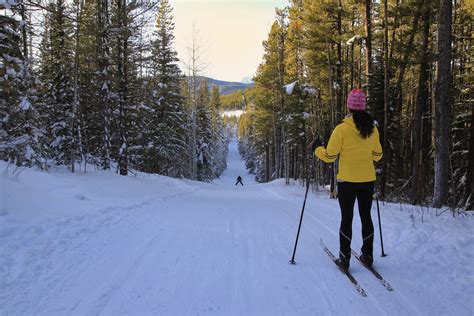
[1,140,473,315]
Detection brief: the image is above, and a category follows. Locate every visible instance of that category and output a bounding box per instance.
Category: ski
[351,250,394,291]
[320,239,367,297]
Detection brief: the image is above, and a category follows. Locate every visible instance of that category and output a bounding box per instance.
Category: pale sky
[170,0,288,82]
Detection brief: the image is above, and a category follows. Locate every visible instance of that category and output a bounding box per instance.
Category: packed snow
[1,140,473,315]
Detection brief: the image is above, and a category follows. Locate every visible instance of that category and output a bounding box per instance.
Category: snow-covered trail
[1,140,473,315]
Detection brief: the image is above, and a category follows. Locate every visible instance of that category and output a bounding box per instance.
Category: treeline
[238,1,473,210]
[1,0,227,181]
[220,88,256,111]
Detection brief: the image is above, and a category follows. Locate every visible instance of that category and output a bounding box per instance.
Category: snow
[0,0,19,9]
[19,97,31,110]
[119,142,126,155]
[6,67,17,78]
[346,35,361,45]
[1,141,473,315]
[222,110,244,118]
[284,81,298,95]
[302,86,318,96]
[284,82,318,97]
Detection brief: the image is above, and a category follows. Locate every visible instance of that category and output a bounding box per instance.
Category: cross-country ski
[351,249,394,291]
[320,239,368,297]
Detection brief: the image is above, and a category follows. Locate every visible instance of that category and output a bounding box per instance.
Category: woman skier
[311,89,383,270]
[235,176,244,186]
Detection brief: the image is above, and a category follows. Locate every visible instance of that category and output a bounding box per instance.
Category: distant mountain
[197,76,254,95]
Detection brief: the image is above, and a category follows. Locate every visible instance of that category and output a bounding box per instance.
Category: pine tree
[209,85,221,130]
[285,0,310,182]
[39,0,76,166]
[450,0,472,209]
[251,16,288,182]
[97,0,113,170]
[195,80,214,181]
[433,0,453,208]
[410,1,432,204]
[108,0,155,175]
[238,104,257,176]
[147,0,189,177]
[75,0,101,167]
[1,3,45,168]
[209,85,228,177]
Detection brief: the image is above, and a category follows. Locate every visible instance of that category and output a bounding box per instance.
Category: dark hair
[350,110,374,139]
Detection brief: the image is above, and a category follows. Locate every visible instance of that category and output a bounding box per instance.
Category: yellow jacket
[315,116,383,182]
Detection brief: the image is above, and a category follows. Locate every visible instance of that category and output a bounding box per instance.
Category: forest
[1,0,472,210]
[220,87,256,111]
[1,0,228,182]
[238,0,473,210]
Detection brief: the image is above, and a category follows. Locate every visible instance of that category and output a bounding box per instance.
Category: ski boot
[359,253,373,267]
[335,255,350,271]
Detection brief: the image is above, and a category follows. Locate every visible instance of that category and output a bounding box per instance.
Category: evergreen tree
[250,16,288,182]
[108,0,155,175]
[147,0,189,177]
[1,3,45,168]
[433,0,453,208]
[195,80,214,181]
[75,0,102,166]
[97,0,113,170]
[209,85,228,177]
[38,0,76,166]
[238,104,257,176]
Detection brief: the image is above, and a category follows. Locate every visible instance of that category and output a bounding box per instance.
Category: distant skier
[235,176,243,186]
[310,89,383,271]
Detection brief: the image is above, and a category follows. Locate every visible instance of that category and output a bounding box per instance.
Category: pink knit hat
[347,89,367,110]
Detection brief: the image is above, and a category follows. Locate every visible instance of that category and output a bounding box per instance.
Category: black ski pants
[337,181,375,260]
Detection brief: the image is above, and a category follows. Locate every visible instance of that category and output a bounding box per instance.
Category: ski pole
[375,192,387,257]
[289,172,310,264]
[290,156,314,265]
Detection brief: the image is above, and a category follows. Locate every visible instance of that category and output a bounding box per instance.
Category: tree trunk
[383,0,389,154]
[364,0,372,92]
[393,1,423,115]
[410,2,431,204]
[71,0,85,173]
[388,0,401,61]
[336,0,343,122]
[385,0,423,195]
[277,13,286,181]
[326,40,337,198]
[380,0,390,198]
[466,108,474,210]
[20,1,28,59]
[98,0,111,170]
[433,0,453,208]
[265,143,270,182]
[117,0,128,176]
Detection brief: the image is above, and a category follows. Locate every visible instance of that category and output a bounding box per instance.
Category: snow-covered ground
[1,141,473,315]
[222,110,244,118]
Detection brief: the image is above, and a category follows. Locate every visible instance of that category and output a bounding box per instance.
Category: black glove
[310,136,323,152]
